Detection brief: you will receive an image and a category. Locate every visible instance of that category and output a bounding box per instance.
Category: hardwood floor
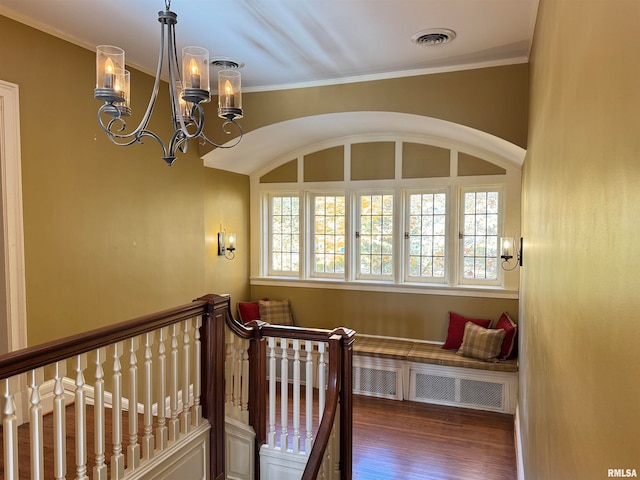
[352,395,517,480]
[1,396,516,479]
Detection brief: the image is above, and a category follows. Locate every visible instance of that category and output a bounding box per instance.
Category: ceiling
[0,0,539,92]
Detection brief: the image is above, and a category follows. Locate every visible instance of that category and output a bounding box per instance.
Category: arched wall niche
[202,111,526,178]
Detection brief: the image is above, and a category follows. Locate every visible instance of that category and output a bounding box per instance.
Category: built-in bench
[352,335,518,414]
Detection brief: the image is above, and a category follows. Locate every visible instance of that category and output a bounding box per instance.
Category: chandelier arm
[198,118,244,149]
[135,129,171,158]
[119,13,168,144]
[167,126,190,160]
[97,105,140,147]
[167,19,183,133]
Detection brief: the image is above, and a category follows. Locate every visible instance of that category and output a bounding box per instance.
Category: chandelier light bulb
[189,59,201,89]
[104,58,115,88]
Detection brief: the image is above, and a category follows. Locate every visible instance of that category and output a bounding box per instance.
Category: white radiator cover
[408,363,518,413]
[352,357,403,401]
[352,355,518,414]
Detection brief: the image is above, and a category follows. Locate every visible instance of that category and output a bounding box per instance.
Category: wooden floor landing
[1,396,516,479]
[352,395,517,480]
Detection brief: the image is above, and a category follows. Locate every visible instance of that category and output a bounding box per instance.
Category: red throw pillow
[237,301,261,324]
[442,312,491,350]
[495,312,517,359]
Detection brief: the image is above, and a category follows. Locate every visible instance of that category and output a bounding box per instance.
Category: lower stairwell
[0,294,355,480]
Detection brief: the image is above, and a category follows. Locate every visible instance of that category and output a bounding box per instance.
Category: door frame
[0,79,27,354]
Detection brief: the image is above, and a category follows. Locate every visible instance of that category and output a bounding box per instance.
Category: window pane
[313,195,346,275]
[407,192,446,280]
[462,191,499,281]
[271,195,300,273]
[359,194,393,277]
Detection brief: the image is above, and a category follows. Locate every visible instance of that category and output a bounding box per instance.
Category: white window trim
[458,185,505,287]
[307,191,348,280]
[354,189,396,282]
[251,132,522,298]
[403,187,450,285]
[266,192,302,278]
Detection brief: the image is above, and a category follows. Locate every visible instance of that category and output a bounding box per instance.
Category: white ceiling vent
[411,28,456,46]
[210,57,245,69]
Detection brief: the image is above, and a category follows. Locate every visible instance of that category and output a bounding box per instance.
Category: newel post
[197,294,229,480]
[247,321,267,480]
[337,328,355,480]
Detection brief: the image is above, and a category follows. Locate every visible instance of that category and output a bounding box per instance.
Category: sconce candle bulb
[218,227,237,260]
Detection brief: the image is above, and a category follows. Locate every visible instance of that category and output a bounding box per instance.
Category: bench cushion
[354,335,518,373]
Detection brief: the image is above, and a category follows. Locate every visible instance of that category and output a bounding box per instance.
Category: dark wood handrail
[0,299,209,380]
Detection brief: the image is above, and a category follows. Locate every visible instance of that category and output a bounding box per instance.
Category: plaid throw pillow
[457,322,505,361]
[258,299,294,326]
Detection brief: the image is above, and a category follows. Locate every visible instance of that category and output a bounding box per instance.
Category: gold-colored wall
[202,63,529,154]
[0,16,248,345]
[522,0,640,476]
[204,168,250,303]
[252,285,517,341]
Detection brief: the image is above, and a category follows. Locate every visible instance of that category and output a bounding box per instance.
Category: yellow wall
[521,0,640,476]
[252,285,517,341]
[204,168,251,304]
[0,15,248,345]
[202,63,529,154]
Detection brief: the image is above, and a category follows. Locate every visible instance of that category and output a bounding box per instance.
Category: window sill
[250,277,519,299]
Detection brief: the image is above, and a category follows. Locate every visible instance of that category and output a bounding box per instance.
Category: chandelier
[93,0,243,166]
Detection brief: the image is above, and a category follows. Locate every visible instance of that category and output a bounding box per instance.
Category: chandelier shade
[93,0,243,166]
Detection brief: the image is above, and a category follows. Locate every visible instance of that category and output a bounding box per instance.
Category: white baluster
[168,324,180,442]
[224,328,233,417]
[267,336,277,448]
[305,340,313,453]
[142,332,155,460]
[75,354,89,480]
[330,412,341,479]
[233,335,243,420]
[111,341,125,479]
[53,361,66,480]
[192,317,202,427]
[240,337,250,424]
[127,337,140,470]
[3,378,19,480]
[292,339,301,454]
[280,337,289,451]
[318,342,326,422]
[93,347,107,480]
[29,368,45,480]
[156,327,168,451]
[181,319,192,434]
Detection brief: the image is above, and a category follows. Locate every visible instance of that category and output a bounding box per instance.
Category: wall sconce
[500,236,523,271]
[218,228,236,260]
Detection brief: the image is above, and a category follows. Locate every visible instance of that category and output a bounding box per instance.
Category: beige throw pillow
[457,322,505,361]
[258,299,294,326]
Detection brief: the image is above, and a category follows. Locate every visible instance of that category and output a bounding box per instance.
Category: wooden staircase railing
[0,293,354,480]
[0,296,223,480]
[222,299,355,480]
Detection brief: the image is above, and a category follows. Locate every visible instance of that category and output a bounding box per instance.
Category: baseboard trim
[515,403,525,480]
